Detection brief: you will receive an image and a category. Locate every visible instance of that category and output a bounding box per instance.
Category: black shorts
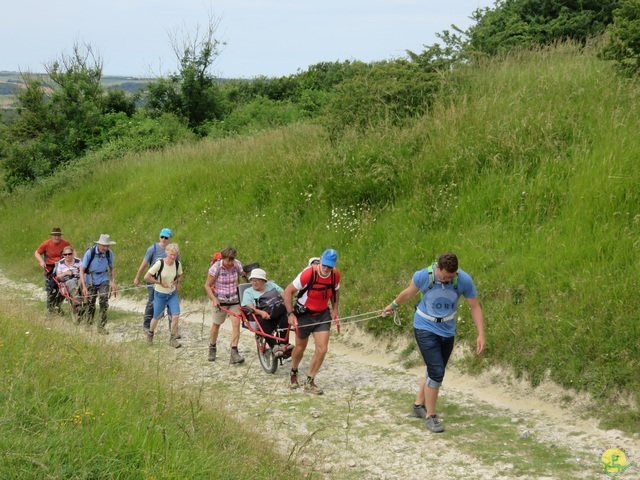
[295,309,331,340]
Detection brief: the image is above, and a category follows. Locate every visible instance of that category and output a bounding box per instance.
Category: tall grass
[1,41,638,416]
[0,299,298,479]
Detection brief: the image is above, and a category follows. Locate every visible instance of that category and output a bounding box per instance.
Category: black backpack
[85,246,112,274]
[153,258,180,283]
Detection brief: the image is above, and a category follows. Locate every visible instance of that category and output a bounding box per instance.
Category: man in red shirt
[34,227,74,313]
[283,249,341,395]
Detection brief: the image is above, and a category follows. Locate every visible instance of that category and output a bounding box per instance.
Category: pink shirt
[208,259,244,303]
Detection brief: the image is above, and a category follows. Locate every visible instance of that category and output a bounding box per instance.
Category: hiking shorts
[295,309,331,340]
[212,303,240,325]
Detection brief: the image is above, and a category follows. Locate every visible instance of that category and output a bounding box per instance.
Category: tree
[602,0,640,76]
[144,13,226,132]
[447,0,620,59]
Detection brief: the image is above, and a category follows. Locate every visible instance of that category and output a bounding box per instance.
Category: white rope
[292,309,401,329]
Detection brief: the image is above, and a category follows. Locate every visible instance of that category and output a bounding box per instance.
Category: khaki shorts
[212,303,241,326]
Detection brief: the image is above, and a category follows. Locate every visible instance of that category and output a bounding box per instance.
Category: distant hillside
[0,71,153,108]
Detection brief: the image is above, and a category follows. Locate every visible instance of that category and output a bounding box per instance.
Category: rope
[291,309,401,329]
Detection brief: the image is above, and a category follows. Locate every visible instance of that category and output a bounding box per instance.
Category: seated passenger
[56,246,83,305]
[241,268,292,357]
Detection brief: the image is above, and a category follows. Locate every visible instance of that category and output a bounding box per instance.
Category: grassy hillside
[1,42,638,418]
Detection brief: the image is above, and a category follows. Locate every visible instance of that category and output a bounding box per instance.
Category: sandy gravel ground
[4,274,640,479]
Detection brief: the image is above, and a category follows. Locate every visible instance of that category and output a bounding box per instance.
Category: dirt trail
[5,274,640,479]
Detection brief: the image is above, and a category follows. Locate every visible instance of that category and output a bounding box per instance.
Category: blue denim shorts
[414,328,455,385]
[153,290,180,319]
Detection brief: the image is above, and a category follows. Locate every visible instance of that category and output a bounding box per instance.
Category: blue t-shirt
[412,266,477,337]
[82,246,114,286]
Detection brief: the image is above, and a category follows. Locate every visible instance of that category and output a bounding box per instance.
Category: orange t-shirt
[37,238,71,269]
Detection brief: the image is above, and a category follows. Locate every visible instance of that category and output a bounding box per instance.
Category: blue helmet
[321,248,338,267]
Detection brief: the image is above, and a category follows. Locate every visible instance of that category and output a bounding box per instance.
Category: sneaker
[412,404,427,419]
[304,379,324,395]
[285,344,294,352]
[147,330,154,346]
[425,415,445,433]
[230,349,245,364]
[290,371,300,389]
[208,345,217,362]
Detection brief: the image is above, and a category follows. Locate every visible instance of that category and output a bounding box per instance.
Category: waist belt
[416,308,456,323]
[91,271,107,275]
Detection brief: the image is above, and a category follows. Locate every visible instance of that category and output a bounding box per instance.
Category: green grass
[0,297,299,479]
[1,41,639,433]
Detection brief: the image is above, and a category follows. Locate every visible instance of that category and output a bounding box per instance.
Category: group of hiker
[34,226,485,432]
[35,228,116,334]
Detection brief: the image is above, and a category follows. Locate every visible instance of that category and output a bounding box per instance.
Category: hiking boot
[285,344,294,352]
[273,344,286,358]
[290,371,300,390]
[230,349,245,364]
[208,345,217,362]
[147,330,154,346]
[304,379,324,395]
[170,334,182,349]
[412,404,427,419]
[425,415,445,433]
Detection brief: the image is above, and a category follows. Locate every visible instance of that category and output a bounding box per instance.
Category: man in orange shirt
[34,227,74,313]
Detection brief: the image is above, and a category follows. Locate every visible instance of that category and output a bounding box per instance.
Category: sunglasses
[63,253,73,256]
[160,236,169,239]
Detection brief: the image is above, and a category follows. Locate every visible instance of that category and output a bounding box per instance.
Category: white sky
[2,0,494,79]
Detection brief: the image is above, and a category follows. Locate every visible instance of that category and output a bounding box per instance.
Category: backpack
[153,258,181,283]
[296,262,337,303]
[85,245,112,274]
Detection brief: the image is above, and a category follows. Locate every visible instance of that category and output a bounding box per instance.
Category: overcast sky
[3,0,494,79]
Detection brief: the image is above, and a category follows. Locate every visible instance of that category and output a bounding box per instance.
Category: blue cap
[160,228,173,238]
[321,248,338,267]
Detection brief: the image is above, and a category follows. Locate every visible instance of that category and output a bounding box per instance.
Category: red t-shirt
[292,265,341,313]
[37,238,71,270]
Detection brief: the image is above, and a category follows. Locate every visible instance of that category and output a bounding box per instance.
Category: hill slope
[1,42,638,426]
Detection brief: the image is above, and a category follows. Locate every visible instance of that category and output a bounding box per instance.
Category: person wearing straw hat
[80,234,117,334]
[283,248,341,395]
[34,227,75,314]
[241,268,293,357]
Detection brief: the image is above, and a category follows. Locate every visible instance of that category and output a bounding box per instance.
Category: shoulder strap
[426,264,458,291]
[297,265,336,299]
[86,246,97,273]
[154,259,165,281]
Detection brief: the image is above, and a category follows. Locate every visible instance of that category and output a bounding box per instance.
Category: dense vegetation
[4,0,640,192]
[1,0,639,426]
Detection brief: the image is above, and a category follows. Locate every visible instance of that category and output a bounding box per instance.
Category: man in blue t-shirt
[382,252,485,433]
[80,234,117,335]
[133,228,177,334]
